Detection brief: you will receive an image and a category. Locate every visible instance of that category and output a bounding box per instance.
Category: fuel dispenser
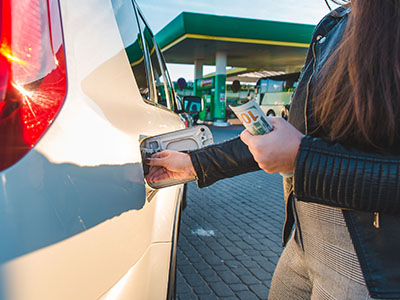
[194,76,226,122]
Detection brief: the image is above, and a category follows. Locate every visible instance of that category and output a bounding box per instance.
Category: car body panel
[0,0,188,298]
[0,185,182,300]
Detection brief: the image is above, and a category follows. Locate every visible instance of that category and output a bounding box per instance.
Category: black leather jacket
[189,6,400,299]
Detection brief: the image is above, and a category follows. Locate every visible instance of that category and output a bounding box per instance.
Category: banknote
[229,100,273,135]
[229,100,293,178]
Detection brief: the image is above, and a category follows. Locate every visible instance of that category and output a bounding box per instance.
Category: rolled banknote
[229,100,293,178]
[229,100,274,135]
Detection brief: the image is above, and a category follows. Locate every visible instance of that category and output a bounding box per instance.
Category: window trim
[133,3,157,103]
[155,45,175,110]
[133,4,174,111]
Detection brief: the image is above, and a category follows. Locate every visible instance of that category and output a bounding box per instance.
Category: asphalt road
[176,125,285,300]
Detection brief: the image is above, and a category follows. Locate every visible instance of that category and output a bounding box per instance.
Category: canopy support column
[213,51,228,126]
[194,59,204,80]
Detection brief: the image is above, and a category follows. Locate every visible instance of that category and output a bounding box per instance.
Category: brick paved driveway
[176,125,285,300]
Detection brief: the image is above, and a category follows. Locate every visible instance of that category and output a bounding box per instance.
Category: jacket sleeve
[294,136,400,214]
[189,136,260,188]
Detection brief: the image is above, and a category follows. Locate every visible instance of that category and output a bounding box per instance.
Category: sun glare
[12,82,37,119]
[0,44,27,65]
[12,82,33,99]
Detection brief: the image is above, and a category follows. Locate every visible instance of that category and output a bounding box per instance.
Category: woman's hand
[240,117,304,174]
[145,150,196,182]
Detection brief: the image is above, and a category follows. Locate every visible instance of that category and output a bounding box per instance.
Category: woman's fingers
[266,116,279,125]
[240,117,304,174]
[146,165,162,177]
[145,150,171,167]
[240,129,253,146]
[152,151,170,159]
[149,171,169,182]
[146,166,169,182]
[144,150,195,182]
[145,157,164,167]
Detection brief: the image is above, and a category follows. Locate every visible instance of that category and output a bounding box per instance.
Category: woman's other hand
[145,150,196,182]
[240,117,304,174]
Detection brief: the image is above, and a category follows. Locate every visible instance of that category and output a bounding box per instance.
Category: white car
[0,0,210,299]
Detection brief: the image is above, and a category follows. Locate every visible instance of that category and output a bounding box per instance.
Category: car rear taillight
[0,0,66,171]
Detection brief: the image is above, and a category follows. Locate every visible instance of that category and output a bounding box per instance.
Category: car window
[157,49,175,110]
[111,0,149,99]
[137,13,172,109]
[267,80,284,93]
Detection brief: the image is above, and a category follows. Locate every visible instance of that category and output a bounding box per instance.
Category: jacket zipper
[373,212,380,228]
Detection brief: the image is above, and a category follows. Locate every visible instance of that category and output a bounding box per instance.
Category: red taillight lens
[0,0,66,171]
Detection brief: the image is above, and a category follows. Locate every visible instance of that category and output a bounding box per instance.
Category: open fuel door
[141,125,214,189]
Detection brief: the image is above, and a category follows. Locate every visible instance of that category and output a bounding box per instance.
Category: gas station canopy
[155,12,316,124]
[156,12,316,71]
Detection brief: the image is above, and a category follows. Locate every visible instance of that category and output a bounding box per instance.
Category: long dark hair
[314,0,400,150]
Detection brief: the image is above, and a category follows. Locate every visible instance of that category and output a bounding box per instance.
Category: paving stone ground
[176,125,285,300]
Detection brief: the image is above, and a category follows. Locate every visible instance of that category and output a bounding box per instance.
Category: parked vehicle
[255,72,300,119]
[182,96,204,125]
[0,0,206,299]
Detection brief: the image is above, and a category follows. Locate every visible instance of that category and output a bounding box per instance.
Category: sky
[135,0,338,81]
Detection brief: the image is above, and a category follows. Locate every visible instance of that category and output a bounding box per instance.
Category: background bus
[255,72,300,119]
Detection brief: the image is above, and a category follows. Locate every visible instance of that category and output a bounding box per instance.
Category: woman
[146,1,400,299]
